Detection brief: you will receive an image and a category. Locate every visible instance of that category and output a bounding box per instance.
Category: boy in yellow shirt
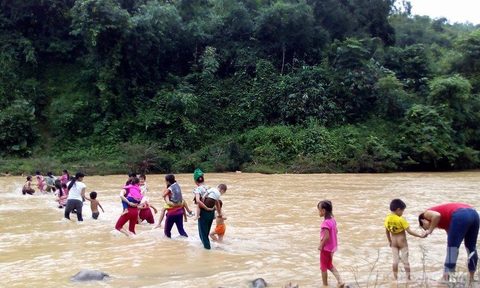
[385,199,424,280]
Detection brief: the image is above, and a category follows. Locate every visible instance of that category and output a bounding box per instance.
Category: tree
[255,1,314,74]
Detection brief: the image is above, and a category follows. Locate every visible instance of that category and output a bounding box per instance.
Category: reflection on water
[1,172,479,287]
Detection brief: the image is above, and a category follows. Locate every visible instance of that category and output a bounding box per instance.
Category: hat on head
[193,168,204,181]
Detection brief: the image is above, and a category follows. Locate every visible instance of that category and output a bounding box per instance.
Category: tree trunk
[281,43,286,75]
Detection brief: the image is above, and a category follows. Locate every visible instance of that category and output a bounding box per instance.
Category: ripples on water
[0,172,479,287]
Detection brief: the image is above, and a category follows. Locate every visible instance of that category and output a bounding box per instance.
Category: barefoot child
[155,174,193,228]
[86,191,104,219]
[318,200,344,288]
[210,200,227,242]
[384,199,424,280]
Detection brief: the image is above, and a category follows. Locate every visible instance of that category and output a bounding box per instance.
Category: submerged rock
[70,269,109,282]
[252,278,268,288]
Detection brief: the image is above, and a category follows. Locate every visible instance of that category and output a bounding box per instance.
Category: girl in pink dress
[318,200,344,288]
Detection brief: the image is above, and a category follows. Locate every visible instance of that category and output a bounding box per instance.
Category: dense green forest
[1,0,480,174]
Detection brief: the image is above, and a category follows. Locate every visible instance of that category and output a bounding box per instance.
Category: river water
[1,172,479,287]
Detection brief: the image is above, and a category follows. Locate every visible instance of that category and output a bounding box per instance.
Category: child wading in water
[210,200,227,242]
[22,176,35,195]
[318,200,344,288]
[86,191,104,219]
[384,199,424,280]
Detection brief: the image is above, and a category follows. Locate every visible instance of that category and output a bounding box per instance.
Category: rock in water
[252,278,268,288]
[70,269,109,282]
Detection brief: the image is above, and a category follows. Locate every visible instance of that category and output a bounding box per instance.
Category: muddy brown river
[1,172,479,287]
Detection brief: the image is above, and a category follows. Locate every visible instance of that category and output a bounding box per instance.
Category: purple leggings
[164,211,188,238]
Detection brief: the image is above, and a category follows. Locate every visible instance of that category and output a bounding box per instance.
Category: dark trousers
[64,199,83,221]
[198,209,215,249]
[164,213,188,238]
[446,208,479,272]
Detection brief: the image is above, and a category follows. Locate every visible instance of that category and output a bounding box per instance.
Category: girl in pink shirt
[318,200,344,288]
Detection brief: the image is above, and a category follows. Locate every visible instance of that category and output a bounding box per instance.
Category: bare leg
[321,271,328,287]
[183,207,187,222]
[391,247,400,280]
[183,200,193,213]
[154,208,166,228]
[329,267,344,287]
[121,208,128,216]
[218,235,224,242]
[194,205,200,220]
[400,247,411,280]
[118,227,132,237]
[210,232,218,242]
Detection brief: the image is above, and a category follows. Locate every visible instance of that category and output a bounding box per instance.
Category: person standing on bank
[193,168,216,249]
[64,172,86,222]
[419,202,479,282]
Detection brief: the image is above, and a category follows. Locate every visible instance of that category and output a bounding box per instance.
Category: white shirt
[67,181,86,201]
[207,187,221,200]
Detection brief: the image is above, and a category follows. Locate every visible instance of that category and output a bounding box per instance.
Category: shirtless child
[86,191,104,219]
[384,199,424,280]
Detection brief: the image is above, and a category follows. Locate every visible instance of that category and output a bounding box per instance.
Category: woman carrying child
[115,177,143,236]
[193,168,219,250]
[155,174,193,228]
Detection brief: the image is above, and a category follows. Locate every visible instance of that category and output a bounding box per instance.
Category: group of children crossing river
[20,169,479,286]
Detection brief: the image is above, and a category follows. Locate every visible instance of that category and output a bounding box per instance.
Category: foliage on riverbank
[1,1,480,175]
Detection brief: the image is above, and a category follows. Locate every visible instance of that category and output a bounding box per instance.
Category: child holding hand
[384,199,424,280]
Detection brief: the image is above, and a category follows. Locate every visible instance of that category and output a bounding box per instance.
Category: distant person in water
[419,202,479,282]
[22,176,35,195]
[45,172,57,193]
[317,200,344,288]
[60,170,70,186]
[35,171,46,193]
[85,191,104,220]
[56,183,68,208]
[64,172,86,222]
[384,199,424,280]
[139,174,148,196]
